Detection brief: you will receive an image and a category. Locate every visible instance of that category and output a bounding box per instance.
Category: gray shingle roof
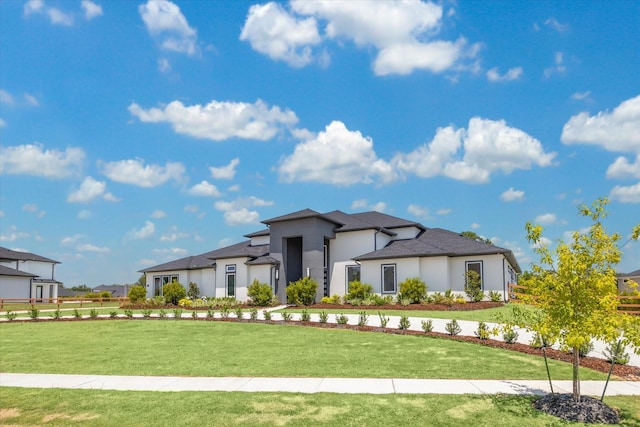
[262,208,344,226]
[139,241,270,273]
[618,269,640,278]
[355,228,521,272]
[0,246,59,264]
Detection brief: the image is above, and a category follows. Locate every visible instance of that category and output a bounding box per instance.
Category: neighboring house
[0,247,61,300]
[617,269,640,293]
[141,209,521,303]
[92,284,129,298]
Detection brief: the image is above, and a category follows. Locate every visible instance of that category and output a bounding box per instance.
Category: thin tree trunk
[573,346,581,402]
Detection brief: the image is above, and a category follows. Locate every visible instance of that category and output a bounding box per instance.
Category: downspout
[502,257,507,302]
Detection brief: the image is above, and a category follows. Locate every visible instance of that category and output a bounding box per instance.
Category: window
[155,275,179,296]
[226,264,236,297]
[346,265,361,291]
[381,264,396,293]
[465,261,483,289]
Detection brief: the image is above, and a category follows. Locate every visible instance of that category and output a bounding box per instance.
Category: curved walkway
[2,373,639,396]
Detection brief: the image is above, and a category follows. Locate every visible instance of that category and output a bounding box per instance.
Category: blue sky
[1,0,638,287]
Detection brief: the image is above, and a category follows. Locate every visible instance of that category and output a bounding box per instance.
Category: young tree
[518,197,639,402]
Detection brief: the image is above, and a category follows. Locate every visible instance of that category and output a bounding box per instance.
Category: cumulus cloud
[187,180,221,197]
[151,210,167,219]
[77,243,110,253]
[210,158,240,180]
[101,158,185,187]
[278,120,396,186]
[214,196,273,226]
[240,2,321,67]
[606,155,640,180]
[500,187,525,202]
[139,0,198,56]
[394,117,556,184]
[241,0,479,76]
[610,183,640,203]
[129,99,298,141]
[561,95,640,154]
[407,204,431,220]
[160,226,189,241]
[67,176,117,203]
[571,91,591,101]
[486,66,522,82]
[81,0,103,20]
[0,143,84,179]
[534,213,558,225]
[24,0,73,26]
[128,221,156,240]
[351,199,388,212]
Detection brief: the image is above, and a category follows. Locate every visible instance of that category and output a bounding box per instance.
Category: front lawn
[1,388,638,426]
[0,320,607,380]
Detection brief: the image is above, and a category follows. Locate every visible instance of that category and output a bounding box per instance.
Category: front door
[35,285,43,303]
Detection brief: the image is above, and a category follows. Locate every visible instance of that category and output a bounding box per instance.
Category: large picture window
[465,261,483,289]
[381,264,396,294]
[346,265,361,292]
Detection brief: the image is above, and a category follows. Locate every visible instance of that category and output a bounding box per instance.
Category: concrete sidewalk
[2,373,639,396]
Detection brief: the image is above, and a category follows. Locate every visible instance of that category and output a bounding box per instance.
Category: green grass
[0,320,607,380]
[279,304,516,323]
[1,388,638,426]
[0,301,121,311]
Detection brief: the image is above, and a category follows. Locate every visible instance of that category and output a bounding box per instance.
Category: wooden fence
[507,283,640,314]
[0,297,129,310]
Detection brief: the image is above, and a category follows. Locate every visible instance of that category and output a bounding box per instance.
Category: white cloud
[0,143,84,179]
[470,223,481,230]
[23,93,39,106]
[486,66,522,82]
[610,182,640,203]
[0,89,39,107]
[129,99,298,141]
[500,187,525,202]
[138,0,198,56]
[351,199,388,212]
[240,2,321,67]
[157,58,171,73]
[151,210,167,219]
[278,120,396,186]
[81,0,103,20]
[394,117,556,184]
[436,208,451,215]
[0,119,6,128]
[561,95,640,154]
[241,0,478,76]
[534,213,557,225]
[61,234,85,246]
[571,91,591,101]
[24,0,74,26]
[544,17,569,33]
[101,158,185,187]
[22,204,46,218]
[544,51,566,78]
[160,226,189,241]
[77,209,92,220]
[606,155,640,180]
[187,180,221,197]
[407,204,431,220]
[67,176,117,203]
[153,247,188,256]
[210,158,240,179]
[128,220,156,240]
[0,89,14,105]
[77,243,110,253]
[214,196,273,226]
[0,226,30,242]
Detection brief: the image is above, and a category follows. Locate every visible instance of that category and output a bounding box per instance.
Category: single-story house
[617,269,640,293]
[0,246,61,300]
[141,209,521,303]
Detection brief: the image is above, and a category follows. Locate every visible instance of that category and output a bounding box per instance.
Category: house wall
[389,226,422,240]
[449,254,510,293]
[251,235,270,246]
[215,257,250,301]
[269,217,337,303]
[419,257,450,292]
[145,268,215,299]
[359,257,420,295]
[31,282,56,300]
[0,276,32,298]
[1,260,56,279]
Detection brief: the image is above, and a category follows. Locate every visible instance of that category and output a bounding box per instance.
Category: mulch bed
[534,393,620,424]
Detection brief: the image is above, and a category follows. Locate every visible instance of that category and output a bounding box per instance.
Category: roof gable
[0,246,59,264]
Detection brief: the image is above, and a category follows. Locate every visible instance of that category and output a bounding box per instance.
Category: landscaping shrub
[286,277,317,305]
[28,308,39,320]
[329,294,342,305]
[249,308,258,320]
[358,311,369,326]
[187,282,200,300]
[247,280,273,306]
[318,311,328,323]
[474,321,490,340]
[335,314,349,325]
[206,309,215,319]
[445,319,461,336]
[604,340,630,365]
[502,325,519,344]
[220,307,230,318]
[568,340,594,357]
[398,277,427,303]
[300,309,311,322]
[89,309,99,319]
[124,309,134,318]
[109,310,118,319]
[488,290,502,302]
[398,315,411,331]
[191,310,198,319]
[464,270,483,302]
[158,309,166,319]
[6,310,17,321]
[346,281,373,301]
[421,319,433,332]
[281,311,293,322]
[128,285,146,304]
[234,307,243,319]
[51,309,62,320]
[262,310,272,321]
[142,309,152,318]
[172,309,182,319]
[73,309,82,319]
[378,311,389,328]
[320,296,332,304]
[178,298,192,307]
[163,282,186,305]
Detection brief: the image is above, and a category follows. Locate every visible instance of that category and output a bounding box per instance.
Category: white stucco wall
[389,226,422,240]
[250,235,270,246]
[419,257,450,292]
[331,230,375,261]
[0,276,31,298]
[1,260,56,280]
[449,254,509,293]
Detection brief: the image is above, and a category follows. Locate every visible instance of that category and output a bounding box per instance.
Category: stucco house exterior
[617,269,640,293]
[141,209,521,303]
[0,247,61,300]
